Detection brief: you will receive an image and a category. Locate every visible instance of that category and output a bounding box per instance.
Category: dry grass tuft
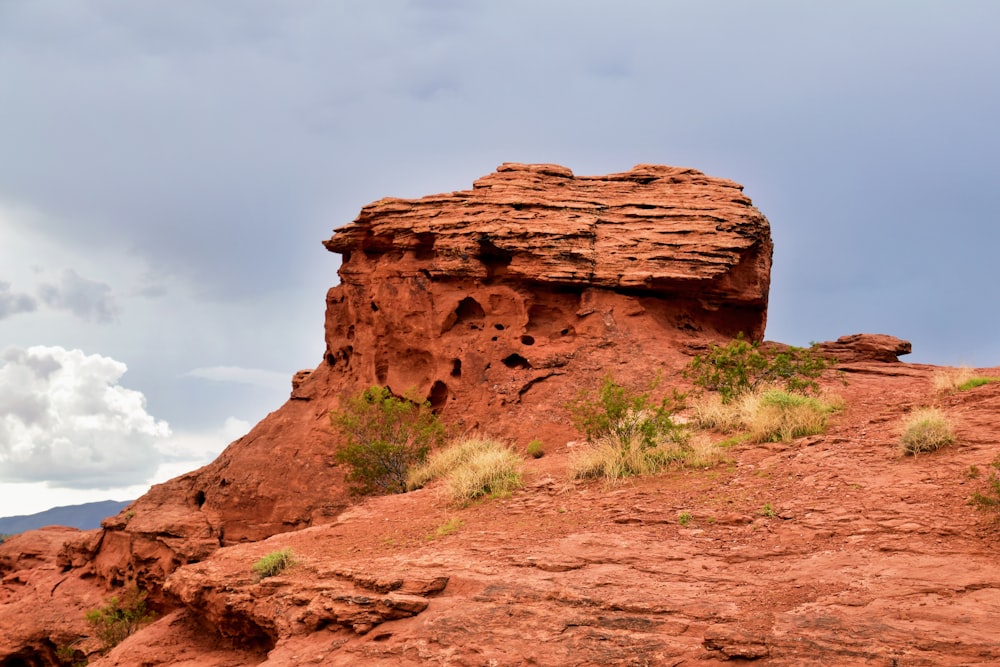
[569,432,692,483]
[407,436,522,503]
[932,366,975,393]
[900,408,955,455]
[692,388,841,443]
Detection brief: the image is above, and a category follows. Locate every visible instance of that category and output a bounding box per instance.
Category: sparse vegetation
[899,408,955,455]
[678,511,693,526]
[970,455,1000,517]
[526,439,545,459]
[85,586,154,652]
[252,548,295,579]
[567,375,695,482]
[958,377,1000,392]
[567,374,686,448]
[330,385,446,495]
[760,503,777,518]
[694,388,841,443]
[55,643,87,667]
[407,436,522,504]
[686,334,832,403]
[430,517,464,539]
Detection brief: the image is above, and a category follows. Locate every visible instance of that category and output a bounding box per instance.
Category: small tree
[686,334,831,403]
[85,585,154,651]
[330,386,446,495]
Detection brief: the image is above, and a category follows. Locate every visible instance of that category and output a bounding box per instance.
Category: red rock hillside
[2,163,999,666]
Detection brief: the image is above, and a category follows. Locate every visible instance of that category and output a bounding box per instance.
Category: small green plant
[900,408,955,455]
[970,456,1000,517]
[330,386,446,495]
[760,503,777,518]
[430,517,464,539]
[967,464,981,479]
[85,586,154,651]
[408,437,522,504]
[55,643,88,667]
[957,376,1000,392]
[686,334,832,403]
[252,548,295,579]
[678,511,693,526]
[526,439,545,459]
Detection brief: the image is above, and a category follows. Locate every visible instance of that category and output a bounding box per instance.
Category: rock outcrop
[64,162,773,593]
[321,162,771,433]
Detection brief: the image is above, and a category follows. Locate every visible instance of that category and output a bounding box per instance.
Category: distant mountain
[0,500,133,536]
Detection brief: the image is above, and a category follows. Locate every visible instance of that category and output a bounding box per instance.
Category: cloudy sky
[1,1,997,516]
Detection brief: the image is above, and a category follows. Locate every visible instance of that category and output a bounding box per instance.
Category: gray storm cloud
[38,269,120,323]
[0,282,37,320]
[0,346,170,489]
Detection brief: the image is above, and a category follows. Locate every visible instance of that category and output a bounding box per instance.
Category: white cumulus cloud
[0,345,170,489]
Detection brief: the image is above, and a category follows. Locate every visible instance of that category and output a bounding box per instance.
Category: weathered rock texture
[321,162,772,433]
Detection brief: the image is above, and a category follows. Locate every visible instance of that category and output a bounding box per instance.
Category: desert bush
[567,374,686,447]
[566,375,692,482]
[526,439,545,459]
[252,548,295,579]
[330,386,446,495]
[686,334,832,403]
[408,436,522,503]
[899,408,955,455]
[85,585,154,651]
[693,388,840,443]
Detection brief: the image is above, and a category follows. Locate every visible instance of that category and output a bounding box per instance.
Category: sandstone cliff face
[320,162,772,433]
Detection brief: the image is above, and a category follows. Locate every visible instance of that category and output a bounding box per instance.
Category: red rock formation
[61,162,773,592]
[321,162,772,433]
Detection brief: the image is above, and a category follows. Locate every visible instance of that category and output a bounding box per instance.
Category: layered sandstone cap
[325,162,772,309]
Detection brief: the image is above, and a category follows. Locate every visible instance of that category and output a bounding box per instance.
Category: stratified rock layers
[320,162,771,427]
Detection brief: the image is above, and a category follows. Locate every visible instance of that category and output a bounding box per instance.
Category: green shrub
[330,386,446,495]
[408,437,522,503]
[567,374,686,447]
[686,334,832,403]
[900,408,955,455]
[526,439,545,459]
[85,586,154,651]
[252,548,295,579]
[567,375,690,482]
